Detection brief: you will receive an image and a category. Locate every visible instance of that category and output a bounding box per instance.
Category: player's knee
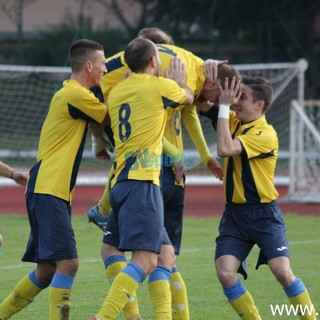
[273,267,295,286]
[216,267,237,287]
[158,245,176,269]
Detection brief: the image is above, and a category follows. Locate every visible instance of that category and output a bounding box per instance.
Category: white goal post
[287,100,320,203]
[0,59,310,199]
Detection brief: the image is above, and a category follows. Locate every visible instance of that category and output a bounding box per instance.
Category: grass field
[0,214,319,319]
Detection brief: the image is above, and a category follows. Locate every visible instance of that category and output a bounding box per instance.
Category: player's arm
[164,56,194,105]
[0,161,28,186]
[217,77,242,157]
[163,137,183,183]
[181,106,223,180]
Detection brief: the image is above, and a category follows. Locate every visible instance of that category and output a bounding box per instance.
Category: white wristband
[218,104,230,119]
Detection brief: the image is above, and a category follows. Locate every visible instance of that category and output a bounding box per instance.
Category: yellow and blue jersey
[108,73,187,187]
[27,79,107,203]
[224,112,279,204]
[101,45,211,187]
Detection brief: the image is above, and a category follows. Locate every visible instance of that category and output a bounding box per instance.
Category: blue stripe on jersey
[162,96,180,108]
[70,125,88,192]
[68,103,99,123]
[116,155,137,183]
[90,85,105,103]
[157,45,177,57]
[106,56,124,73]
[241,149,260,203]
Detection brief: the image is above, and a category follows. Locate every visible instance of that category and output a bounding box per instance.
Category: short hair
[137,27,174,45]
[242,76,273,112]
[124,38,157,73]
[217,64,241,88]
[68,39,104,73]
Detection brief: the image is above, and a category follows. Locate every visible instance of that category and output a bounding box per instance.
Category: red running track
[0,185,319,216]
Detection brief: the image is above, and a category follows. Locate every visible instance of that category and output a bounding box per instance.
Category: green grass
[0,214,319,319]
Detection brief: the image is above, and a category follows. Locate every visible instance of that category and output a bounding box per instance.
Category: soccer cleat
[88,317,101,320]
[87,205,109,232]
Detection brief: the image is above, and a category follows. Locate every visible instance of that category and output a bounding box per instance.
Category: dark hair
[124,38,157,73]
[242,76,273,112]
[217,64,241,88]
[68,39,104,72]
[137,27,174,45]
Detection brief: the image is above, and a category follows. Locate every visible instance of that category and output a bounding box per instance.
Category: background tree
[0,0,38,63]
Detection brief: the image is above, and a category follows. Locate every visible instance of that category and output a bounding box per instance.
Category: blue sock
[223,279,247,302]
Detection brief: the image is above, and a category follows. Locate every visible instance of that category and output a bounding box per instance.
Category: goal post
[287,100,320,203]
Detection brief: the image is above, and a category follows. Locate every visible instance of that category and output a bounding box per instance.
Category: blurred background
[0,0,319,98]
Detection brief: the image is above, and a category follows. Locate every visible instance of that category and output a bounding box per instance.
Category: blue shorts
[103,180,170,253]
[22,193,78,263]
[215,202,289,279]
[161,165,185,255]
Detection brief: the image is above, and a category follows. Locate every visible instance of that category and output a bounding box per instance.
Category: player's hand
[194,99,214,112]
[12,171,28,187]
[173,161,184,184]
[204,59,228,81]
[164,57,187,88]
[207,157,223,181]
[92,135,113,160]
[218,76,242,106]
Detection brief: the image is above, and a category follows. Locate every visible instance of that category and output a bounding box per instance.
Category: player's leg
[215,255,260,320]
[0,262,52,318]
[101,242,141,320]
[149,241,174,320]
[215,210,261,320]
[269,257,316,320]
[162,167,189,319]
[94,181,165,319]
[39,195,79,320]
[261,205,317,320]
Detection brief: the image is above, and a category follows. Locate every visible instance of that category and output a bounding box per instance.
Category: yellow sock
[148,265,172,320]
[105,258,140,319]
[170,268,189,320]
[229,291,261,320]
[49,287,71,320]
[149,280,172,320]
[285,278,316,320]
[223,279,260,320]
[0,272,44,318]
[96,272,139,320]
[49,273,74,320]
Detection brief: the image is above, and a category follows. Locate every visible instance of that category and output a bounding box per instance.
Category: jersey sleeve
[237,126,278,159]
[69,87,107,124]
[181,105,212,165]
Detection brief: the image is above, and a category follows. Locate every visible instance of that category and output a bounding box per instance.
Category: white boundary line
[1,239,319,271]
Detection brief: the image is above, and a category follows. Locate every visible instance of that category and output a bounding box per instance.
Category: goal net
[287,100,320,203]
[0,59,308,193]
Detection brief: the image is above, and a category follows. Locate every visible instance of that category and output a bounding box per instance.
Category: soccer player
[204,76,317,319]
[88,28,226,320]
[0,39,108,320]
[89,37,194,320]
[0,160,28,186]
